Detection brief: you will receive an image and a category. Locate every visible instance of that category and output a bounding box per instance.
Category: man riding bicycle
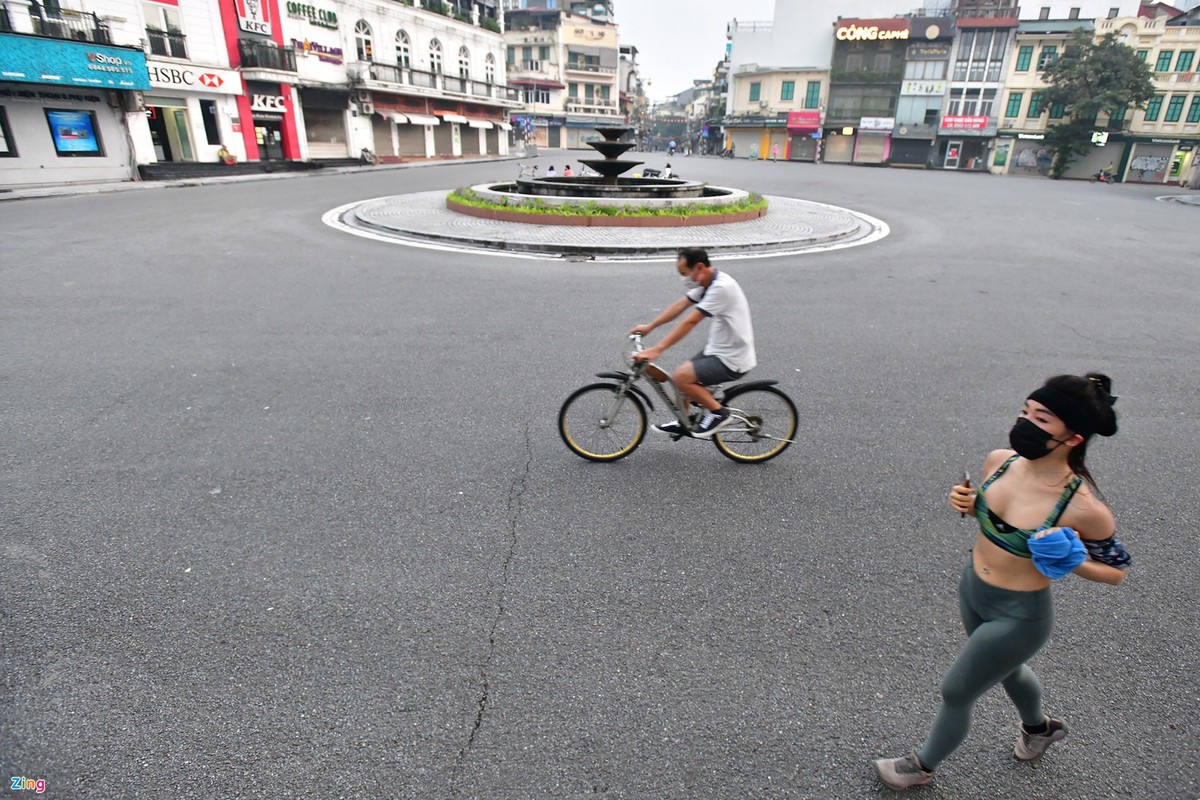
[630,248,756,438]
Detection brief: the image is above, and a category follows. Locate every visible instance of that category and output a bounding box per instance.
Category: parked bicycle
[558,335,798,463]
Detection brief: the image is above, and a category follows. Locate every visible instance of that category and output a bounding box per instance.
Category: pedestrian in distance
[563,164,574,177]
[546,165,557,177]
[874,373,1131,790]
[771,142,779,162]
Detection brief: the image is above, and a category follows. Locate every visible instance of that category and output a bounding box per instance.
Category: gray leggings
[916,563,1055,770]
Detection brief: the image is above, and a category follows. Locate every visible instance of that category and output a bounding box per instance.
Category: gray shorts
[691,351,744,386]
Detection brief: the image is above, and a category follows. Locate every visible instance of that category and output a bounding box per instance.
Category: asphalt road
[2,155,1197,800]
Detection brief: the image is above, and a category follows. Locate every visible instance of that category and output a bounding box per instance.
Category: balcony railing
[565,61,616,74]
[28,5,112,44]
[239,38,296,72]
[146,27,186,59]
[566,100,619,115]
[350,62,520,102]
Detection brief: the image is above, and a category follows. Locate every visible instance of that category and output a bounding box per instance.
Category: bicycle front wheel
[713,387,798,463]
[559,383,647,462]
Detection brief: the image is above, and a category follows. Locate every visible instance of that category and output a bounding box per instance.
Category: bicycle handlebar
[628,333,644,353]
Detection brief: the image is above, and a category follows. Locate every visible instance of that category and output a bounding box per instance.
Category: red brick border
[446,198,768,227]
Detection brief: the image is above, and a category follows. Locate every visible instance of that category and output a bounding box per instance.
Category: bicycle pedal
[669,433,685,442]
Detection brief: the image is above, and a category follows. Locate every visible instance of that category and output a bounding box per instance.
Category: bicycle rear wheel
[713,386,798,463]
[559,383,647,462]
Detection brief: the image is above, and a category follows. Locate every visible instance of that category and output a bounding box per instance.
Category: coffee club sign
[286,1,338,30]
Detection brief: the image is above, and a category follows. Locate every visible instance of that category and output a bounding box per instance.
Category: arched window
[396,30,411,68]
[458,46,471,80]
[484,53,496,84]
[429,38,443,74]
[354,20,373,62]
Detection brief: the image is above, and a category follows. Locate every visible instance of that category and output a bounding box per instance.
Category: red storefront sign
[941,115,989,130]
[786,111,821,131]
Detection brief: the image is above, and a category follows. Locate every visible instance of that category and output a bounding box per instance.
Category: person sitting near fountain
[546,165,557,177]
[563,164,574,177]
[629,248,756,439]
[663,163,673,179]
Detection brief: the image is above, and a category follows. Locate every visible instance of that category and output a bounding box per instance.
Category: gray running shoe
[1014,716,1068,760]
[873,754,934,789]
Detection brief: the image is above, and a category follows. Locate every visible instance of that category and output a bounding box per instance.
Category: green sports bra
[973,455,1082,558]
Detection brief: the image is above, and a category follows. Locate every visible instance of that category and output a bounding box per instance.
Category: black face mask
[1009,418,1066,460]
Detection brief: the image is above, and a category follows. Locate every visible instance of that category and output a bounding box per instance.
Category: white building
[504,3,621,149]
[299,0,520,161]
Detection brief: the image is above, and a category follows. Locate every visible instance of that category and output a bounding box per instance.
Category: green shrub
[447,188,768,219]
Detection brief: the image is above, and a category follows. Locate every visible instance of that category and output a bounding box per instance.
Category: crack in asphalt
[450,424,533,795]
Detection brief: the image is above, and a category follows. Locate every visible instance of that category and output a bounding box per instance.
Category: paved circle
[325,190,890,261]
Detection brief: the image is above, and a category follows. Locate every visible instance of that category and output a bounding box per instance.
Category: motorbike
[1090,169,1117,184]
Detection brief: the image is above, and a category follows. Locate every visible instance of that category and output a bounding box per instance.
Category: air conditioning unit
[356,89,372,103]
[360,101,375,115]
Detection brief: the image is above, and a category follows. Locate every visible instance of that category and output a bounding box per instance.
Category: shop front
[937,115,992,171]
[299,87,351,159]
[786,112,821,161]
[242,81,298,161]
[142,61,243,164]
[890,123,937,167]
[822,127,856,163]
[0,33,150,186]
[854,117,893,164]
[1124,137,1198,184]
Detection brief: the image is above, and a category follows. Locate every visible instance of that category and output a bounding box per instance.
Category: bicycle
[558,335,798,463]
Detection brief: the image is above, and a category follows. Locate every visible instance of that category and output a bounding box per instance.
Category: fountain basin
[444,183,766,227]
[477,182,745,207]
[514,176,713,200]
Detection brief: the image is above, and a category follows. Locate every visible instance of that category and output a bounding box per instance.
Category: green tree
[1040,31,1155,179]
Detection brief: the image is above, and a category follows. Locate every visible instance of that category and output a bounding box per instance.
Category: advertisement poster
[45,109,102,155]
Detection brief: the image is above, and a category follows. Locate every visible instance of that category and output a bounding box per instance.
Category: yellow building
[724,65,828,161]
[995,15,1200,182]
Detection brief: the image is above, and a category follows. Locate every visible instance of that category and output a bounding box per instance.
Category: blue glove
[1029,527,1087,580]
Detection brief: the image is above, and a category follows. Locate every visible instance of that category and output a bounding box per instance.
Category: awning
[440,113,468,124]
[467,118,494,129]
[406,113,439,125]
[381,111,409,123]
[497,122,513,131]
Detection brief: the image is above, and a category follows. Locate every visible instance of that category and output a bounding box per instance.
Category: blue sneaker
[691,407,732,439]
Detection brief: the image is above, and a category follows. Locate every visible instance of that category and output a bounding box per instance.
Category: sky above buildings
[614,0,776,101]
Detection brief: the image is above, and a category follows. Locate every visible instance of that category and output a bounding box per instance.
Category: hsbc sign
[146,61,242,95]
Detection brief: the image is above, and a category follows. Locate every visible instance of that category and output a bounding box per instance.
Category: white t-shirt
[686,270,756,373]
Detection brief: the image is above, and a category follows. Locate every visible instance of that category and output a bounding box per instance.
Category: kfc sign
[146,61,241,95]
[836,20,911,41]
[234,0,272,35]
[250,93,287,113]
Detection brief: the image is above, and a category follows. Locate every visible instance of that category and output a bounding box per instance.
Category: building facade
[994,12,1199,182]
[1,0,152,186]
[934,14,1014,170]
[333,0,518,161]
[504,3,620,149]
[724,66,827,161]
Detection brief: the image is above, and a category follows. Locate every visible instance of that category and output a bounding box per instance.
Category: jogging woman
[874,373,1132,789]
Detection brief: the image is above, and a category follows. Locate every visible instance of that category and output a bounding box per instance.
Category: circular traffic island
[327,190,888,261]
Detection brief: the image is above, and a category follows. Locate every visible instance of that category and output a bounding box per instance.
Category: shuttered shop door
[824,134,854,163]
[855,134,888,164]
